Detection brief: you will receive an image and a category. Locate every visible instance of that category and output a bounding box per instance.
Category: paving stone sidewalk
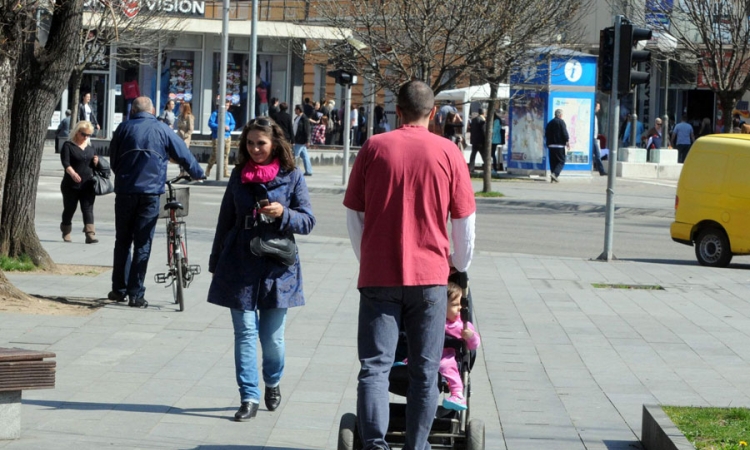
[0,147,748,449]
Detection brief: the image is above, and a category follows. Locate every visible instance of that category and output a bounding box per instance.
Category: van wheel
[695,228,733,268]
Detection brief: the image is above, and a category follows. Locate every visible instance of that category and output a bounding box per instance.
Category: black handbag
[93,157,114,196]
[249,212,297,266]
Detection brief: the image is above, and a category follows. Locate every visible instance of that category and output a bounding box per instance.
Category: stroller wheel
[466,418,485,450]
[338,412,360,450]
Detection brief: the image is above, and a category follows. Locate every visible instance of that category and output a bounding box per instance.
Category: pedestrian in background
[311,116,327,145]
[79,92,100,136]
[207,117,315,421]
[60,120,101,244]
[492,110,506,171]
[176,102,195,178]
[443,111,464,149]
[207,99,236,178]
[56,109,71,154]
[292,104,313,176]
[159,99,176,128]
[275,102,294,143]
[671,115,695,163]
[592,102,607,176]
[469,108,487,172]
[545,108,570,183]
[344,80,476,450]
[108,96,204,308]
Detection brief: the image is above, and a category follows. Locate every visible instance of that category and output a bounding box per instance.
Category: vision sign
[84,0,205,17]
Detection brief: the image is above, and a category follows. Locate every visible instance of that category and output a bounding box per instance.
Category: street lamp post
[656,33,677,149]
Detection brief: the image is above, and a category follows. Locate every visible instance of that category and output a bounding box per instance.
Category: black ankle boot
[265,386,281,411]
[234,402,258,421]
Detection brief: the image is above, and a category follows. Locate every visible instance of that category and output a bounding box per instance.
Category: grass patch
[475,191,504,198]
[591,283,664,290]
[0,254,35,272]
[663,406,750,449]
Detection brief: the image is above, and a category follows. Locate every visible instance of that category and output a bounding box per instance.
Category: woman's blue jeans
[230,307,287,403]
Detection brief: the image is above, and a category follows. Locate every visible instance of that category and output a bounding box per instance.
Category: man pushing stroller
[344,80,476,450]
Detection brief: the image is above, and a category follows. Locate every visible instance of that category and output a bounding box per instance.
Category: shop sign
[84,0,205,17]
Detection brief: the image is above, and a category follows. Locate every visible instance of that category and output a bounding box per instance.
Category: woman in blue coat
[208,117,315,421]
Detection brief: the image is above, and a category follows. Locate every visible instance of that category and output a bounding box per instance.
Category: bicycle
[154,175,201,311]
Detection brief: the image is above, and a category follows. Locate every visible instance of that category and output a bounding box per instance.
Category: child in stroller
[338,272,485,450]
[441,281,481,411]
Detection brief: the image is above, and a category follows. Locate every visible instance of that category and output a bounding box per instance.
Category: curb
[641,404,695,450]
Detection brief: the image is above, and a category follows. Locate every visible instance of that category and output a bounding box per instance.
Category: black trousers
[548,146,566,177]
[61,183,95,226]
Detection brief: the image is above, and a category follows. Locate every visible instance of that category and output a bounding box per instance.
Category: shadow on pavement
[23,399,234,420]
[603,440,643,450]
[624,258,750,270]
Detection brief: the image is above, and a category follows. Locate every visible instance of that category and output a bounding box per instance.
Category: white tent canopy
[435,83,510,134]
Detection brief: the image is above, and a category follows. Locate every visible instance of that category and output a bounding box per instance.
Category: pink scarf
[241,158,280,184]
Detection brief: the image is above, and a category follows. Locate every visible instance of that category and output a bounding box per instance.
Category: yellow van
[671,134,750,267]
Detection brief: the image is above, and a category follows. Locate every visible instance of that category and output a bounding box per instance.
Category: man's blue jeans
[112,194,160,301]
[230,308,287,403]
[293,144,313,175]
[357,286,447,450]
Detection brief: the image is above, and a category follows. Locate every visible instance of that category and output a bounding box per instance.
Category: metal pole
[662,58,670,148]
[342,82,352,185]
[367,82,375,139]
[249,0,258,120]
[155,43,162,114]
[599,15,623,262]
[217,0,230,181]
[630,85,638,147]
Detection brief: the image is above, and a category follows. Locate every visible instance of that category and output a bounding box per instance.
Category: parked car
[670,134,750,267]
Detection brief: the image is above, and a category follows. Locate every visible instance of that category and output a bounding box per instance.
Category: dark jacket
[78,103,99,129]
[293,113,311,145]
[207,166,316,311]
[275,111,294,143]
[470,115,486,147]
[545,117,569,147]
[109,112,204,195]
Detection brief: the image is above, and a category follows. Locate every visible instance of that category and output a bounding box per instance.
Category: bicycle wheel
[172,236,185,311]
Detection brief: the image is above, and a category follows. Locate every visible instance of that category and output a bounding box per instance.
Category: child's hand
[461,329,474,341]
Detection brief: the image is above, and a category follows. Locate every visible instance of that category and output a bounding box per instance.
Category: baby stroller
[338,272,485,450]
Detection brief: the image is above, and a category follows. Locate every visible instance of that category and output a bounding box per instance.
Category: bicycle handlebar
[166,174,193,185]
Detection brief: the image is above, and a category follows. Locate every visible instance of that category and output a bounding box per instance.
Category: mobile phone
[258,199,270,207]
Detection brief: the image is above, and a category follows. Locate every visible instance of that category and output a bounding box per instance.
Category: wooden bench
[0,348,56,440]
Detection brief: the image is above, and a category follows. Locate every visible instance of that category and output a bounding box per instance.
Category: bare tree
[70,5,184,126]
[473,1,589,191]
[0,0,83,273]
[616,0,750,132]
[308,0,535,95]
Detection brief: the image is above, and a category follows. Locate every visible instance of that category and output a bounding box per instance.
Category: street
[36,171,702,266]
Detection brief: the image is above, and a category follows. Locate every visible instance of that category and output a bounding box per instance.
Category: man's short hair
[554,109,563,118]
[478,108,486,116]
[295,104,303,113]
[131,97,153,114]
[397,80,434,123]
[279,102,289,111]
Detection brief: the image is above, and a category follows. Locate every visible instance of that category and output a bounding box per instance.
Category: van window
[683,151,726,194]
[727,155,750,200]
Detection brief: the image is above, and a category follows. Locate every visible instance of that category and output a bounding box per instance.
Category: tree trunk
[717,94,739,133]
[482,84,500,193]
[70,68,84,130]
[0,55,16,227]
[0,270,33,302]
[0,0,82,269]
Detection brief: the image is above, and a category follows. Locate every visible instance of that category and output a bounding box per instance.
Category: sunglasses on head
[248,117,272,127]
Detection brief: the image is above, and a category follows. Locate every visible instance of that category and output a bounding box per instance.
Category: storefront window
[138,48,202,125]
[212,53,288,128]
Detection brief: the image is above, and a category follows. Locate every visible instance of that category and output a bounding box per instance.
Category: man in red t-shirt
[343,80,476,450]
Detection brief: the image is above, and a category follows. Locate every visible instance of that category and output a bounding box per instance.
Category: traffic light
[327,69,357,85]
[617,24,652,96]
[597,27,615,93]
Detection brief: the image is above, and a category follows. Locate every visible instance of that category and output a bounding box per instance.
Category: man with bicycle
[108,96,204,308]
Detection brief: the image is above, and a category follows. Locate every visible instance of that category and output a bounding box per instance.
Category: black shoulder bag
[93,156,114,196]
[249,201,297,266]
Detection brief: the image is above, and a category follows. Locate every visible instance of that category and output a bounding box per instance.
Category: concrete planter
[641,404,695,450]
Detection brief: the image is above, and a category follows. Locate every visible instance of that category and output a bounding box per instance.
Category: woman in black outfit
[443,111,464,148]
[60,120,101,244]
